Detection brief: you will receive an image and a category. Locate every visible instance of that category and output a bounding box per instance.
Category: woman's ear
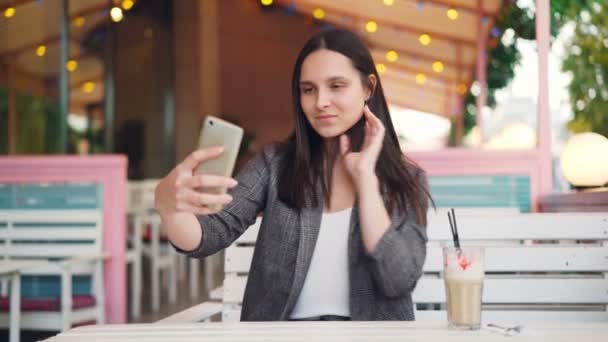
[366,74,377,101]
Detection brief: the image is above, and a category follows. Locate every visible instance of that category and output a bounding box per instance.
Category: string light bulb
[4,7,15,18]
[110,7,124,22]
[419,33,431,46]
[260,0,273,6]
[36,45,46,57]
[366,20,378,33]
[121,0,134,10]
[66,60,78,72]
[457,83,468,94]
[446,8,459,20]
[376,63,387,74]
[313,8,325,20]
[386,50,398,62]
[416,73,427,84]
[72,16,86,27]
[82,82,95,93]
[432,61,444,73]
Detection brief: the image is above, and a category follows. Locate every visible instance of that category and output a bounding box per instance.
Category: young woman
[155,28,433,321]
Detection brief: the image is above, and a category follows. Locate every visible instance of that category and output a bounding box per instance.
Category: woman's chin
[315,128,345,140]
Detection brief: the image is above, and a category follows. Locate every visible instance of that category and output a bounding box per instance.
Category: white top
[290,208,352,319]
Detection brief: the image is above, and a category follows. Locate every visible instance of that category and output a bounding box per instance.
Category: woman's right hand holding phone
[154,146,238,219]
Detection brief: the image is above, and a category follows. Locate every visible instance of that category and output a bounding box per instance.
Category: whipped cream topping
[444,252,484,279]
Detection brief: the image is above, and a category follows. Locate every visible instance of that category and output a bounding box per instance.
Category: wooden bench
[161,211,608,323]
[0,209,106,332]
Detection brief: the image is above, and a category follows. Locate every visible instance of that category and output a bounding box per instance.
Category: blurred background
[1,1,607,340]
[1,0,606,187]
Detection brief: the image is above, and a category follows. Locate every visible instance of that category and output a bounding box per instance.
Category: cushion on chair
[0,294,97,311]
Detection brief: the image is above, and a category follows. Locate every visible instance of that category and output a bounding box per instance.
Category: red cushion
[0,295,97,311]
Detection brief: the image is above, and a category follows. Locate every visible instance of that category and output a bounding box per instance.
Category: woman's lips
[316,115,338,121]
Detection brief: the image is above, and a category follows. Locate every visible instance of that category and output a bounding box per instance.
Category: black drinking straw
[448,208,461,249]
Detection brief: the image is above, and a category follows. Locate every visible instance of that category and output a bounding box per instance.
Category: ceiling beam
[382,72,450,94]
[369,41,474,70]
[276,0,478,47]
[0,0,37,13]
[387,95,448,117]
[70,75,103,90]
[0,3,108,58]
[403,0,500,17]
[379,60,465,84]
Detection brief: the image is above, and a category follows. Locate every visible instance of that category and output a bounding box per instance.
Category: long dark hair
[277,28,434,225]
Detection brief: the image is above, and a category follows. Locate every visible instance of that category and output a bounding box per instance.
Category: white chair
[160,211,608,323]
[128,179,179,313]
[135,212,179,312]
[0,210,106,332]
[125,213,143,318]
[160,217,260,323]
[415,211,608,323]
[128,179,214,308]
[125,180,159,319]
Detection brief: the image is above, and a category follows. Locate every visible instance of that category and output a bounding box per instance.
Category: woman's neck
[322,138,356,212]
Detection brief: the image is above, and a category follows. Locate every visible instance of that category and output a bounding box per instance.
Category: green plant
[459,0,607,141]
[561,1,608,137]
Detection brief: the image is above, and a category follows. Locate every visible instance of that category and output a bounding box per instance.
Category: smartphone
[195,115,244,212]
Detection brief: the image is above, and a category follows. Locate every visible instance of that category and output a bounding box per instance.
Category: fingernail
[230,179,238,187]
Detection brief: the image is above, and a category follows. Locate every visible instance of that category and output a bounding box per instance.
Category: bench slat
[0,210,102,222]
[5,244,101,258]
[427,213,608,240]
[413,278,608,303]
[415,310,608,323]
[424,246,608,272]
[0,228,100,240]
[228,245,608,274]
[225,276,608,305]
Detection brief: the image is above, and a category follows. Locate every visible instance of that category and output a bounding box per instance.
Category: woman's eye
[301,88,314,94]
[331,84,344,90]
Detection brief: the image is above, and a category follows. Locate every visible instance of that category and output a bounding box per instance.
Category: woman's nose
[315,90,331,110]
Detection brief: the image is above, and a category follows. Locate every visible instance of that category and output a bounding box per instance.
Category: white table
[42,321,608,341]
[0,260,48,342]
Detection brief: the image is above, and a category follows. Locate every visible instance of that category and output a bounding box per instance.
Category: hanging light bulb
[82,82,95,93]
[110,7,124,22]
[66,60,78,72]
[457,83,468,94]
[416,73,427,84]
[36,45,46,57]
[121,0,135,10]
[446,8,459,20]
[4,7,15,18]
[72,16,86,27]
[432,61,444,73]
[419,33,431,46]
[313,8,325,20]
[386,50,398,62]
[366,20,378,33]
[376,63,387,74]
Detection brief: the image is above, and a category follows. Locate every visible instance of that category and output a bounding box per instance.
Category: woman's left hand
[340,105,386,181]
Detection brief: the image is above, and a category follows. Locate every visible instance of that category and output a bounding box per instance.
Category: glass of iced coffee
[443,246,485,330]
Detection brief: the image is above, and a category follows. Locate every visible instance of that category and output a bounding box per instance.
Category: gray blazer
[178,144,428,321]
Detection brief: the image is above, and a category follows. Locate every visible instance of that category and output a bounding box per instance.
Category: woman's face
[299,49,371,139]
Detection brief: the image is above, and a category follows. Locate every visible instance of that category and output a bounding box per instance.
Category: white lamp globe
[560,132,608,187]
